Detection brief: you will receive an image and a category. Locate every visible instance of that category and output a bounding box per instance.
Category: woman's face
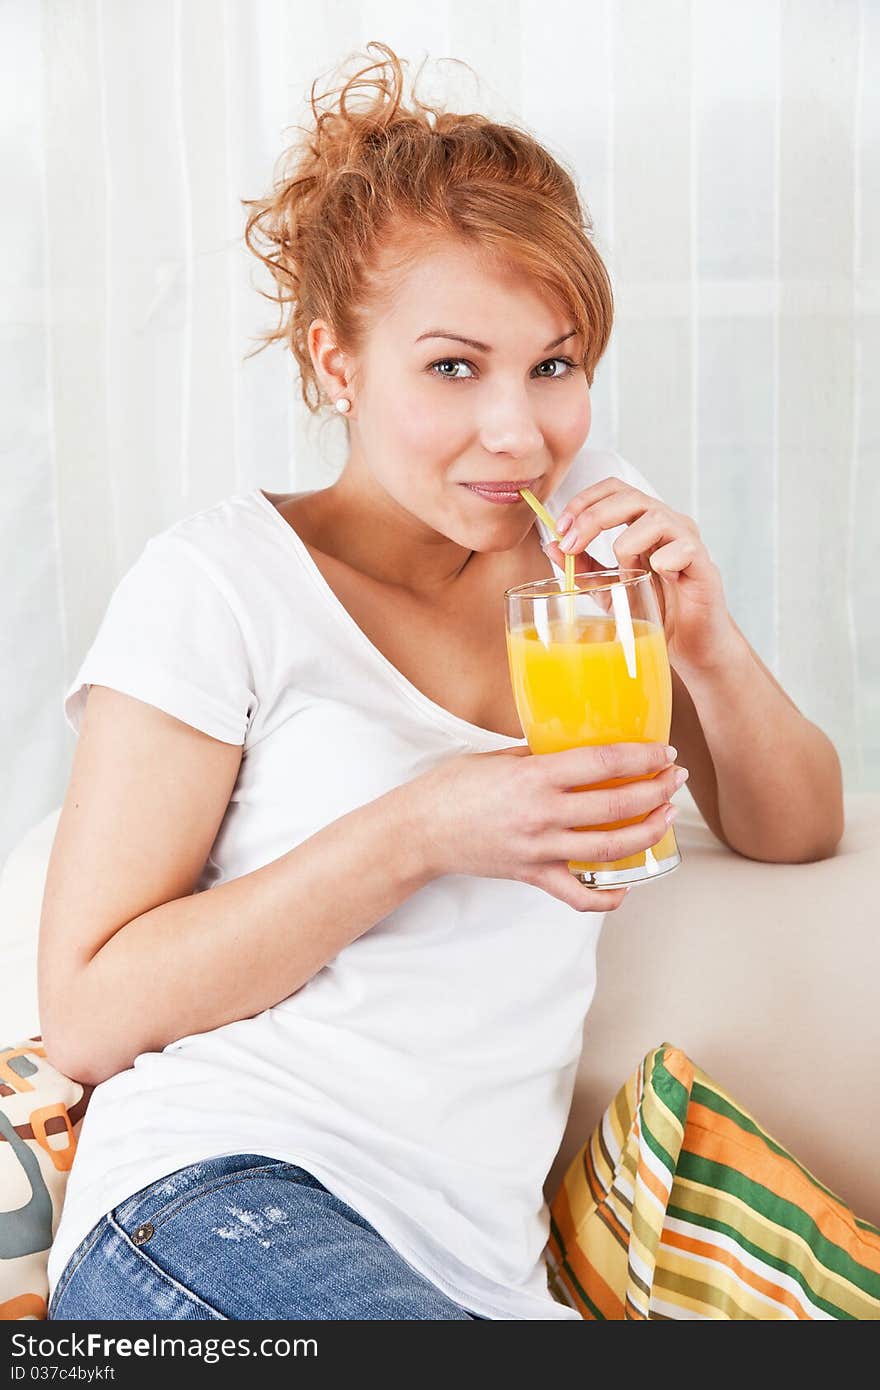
[310,238,591,578]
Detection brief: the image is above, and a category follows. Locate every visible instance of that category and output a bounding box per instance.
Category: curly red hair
[242,41,614,413]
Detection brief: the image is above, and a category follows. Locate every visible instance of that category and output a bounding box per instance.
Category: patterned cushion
[0,1036,92,1320]
[546,1042,880,1319]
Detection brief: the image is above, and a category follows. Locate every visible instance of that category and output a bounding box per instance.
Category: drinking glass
[503,568,681,889]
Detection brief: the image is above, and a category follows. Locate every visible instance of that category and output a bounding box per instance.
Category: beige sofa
[544,786,880,1226]
[3,788,879,1232]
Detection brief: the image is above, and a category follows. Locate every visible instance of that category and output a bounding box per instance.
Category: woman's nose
[478,400,544,457]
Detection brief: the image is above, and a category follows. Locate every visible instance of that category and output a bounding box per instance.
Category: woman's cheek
[397,393,468,458]
[555,390,591,458]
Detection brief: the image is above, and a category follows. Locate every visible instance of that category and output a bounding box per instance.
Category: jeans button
[132,1222,154,1246]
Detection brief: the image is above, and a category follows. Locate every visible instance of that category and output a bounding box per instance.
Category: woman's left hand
[540,477,739,674]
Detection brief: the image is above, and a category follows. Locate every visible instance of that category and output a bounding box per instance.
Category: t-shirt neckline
[249,485,562,750]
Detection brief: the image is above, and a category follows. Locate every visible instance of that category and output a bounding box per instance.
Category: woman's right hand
[415,741,686,912]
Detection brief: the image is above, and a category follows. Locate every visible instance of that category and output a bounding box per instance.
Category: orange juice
[505,614,677,875]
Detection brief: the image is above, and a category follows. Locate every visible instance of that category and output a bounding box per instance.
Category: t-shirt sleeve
[63,532,258,744]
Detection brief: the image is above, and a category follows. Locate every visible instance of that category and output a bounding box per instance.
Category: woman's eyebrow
[414,329,578,353]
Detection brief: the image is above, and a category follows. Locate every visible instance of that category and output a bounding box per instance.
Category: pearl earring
[335,397,351,414]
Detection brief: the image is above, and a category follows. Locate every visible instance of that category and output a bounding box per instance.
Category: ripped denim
[48,1152,485,1320]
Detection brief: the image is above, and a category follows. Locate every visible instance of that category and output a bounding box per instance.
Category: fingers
[555,486,652,556]
[558,762,688,829]
[540,540,615,616]
[554,800,676,864]
[606,509,674,570]
[543,741,675,789]
[542,537,590,567]
[647,537,699,577]
[541,539,614,579]
[597,886,632,910]
[535,865,631,914]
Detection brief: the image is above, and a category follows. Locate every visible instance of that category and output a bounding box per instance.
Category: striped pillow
[545,1042,880,1319]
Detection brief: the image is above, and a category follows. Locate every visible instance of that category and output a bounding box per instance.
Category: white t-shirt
[47,446,662,1320]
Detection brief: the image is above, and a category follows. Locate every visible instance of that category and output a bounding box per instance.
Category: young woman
[40,43,843,1321]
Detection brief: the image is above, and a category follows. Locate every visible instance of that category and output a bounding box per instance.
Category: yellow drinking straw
[519,487,577,631]
[520,487,638,681]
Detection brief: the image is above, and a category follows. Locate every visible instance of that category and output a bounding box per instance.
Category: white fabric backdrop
[2,0,877,869]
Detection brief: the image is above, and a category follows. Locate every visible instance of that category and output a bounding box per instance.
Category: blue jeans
[48,1153,486,1320]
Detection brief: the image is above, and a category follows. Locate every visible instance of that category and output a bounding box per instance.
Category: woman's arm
[39,686,434,1087]
[546,479,845,866]
[669,617,845,863]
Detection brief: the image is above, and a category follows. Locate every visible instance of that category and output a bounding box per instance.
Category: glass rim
[504,566,650,599]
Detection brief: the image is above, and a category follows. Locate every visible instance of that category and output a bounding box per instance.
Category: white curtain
[2,0,877,868]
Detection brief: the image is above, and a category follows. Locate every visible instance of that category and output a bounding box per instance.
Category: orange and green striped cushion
[545,1043,880,1319]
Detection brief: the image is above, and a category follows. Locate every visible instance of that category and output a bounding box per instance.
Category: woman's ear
[308,318,353,400]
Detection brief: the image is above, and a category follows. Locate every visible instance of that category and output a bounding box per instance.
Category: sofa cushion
[0,1035,92,1321]
[546,1042,880,1319]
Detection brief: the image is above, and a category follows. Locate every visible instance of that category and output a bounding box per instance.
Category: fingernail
[664,806,679,824]
[557,514,573,535]
[559,532,577,552]
[665,745,678,761]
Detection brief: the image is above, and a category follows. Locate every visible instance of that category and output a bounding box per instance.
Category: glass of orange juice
[503,568,681,890]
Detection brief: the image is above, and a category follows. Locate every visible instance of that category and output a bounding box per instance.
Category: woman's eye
[430,359,475,381]
[428,357,578,383]
[534,357,578,379]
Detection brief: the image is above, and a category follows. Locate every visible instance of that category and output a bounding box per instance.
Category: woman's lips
[461,482,535,504]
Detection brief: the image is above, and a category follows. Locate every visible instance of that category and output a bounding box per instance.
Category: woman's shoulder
[151,488,266,557]
[132,489,292,603]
